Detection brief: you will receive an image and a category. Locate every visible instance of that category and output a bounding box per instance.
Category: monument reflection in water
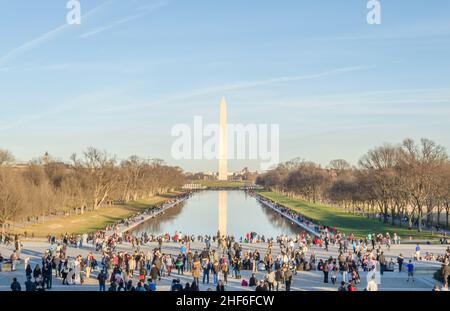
[131,191,302,238]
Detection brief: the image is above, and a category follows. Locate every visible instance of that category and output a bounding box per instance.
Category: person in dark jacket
[25,264,32,279]
[397,254,404,273]
[33,264,41,281]
[249,273,258,287]
[216,280,225,291]
[323,261,329,283]
[25,277,36,291]
[150,264,160,283]
[97,270,107,291]
[43,262,52,289]
[10,278,21,291]
[284,267,293,291]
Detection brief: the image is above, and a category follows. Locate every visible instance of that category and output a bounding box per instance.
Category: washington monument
[218,97,228,181]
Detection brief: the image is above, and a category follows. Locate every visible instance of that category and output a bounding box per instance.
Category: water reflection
[131,191,302,238]
[218,191,227,236]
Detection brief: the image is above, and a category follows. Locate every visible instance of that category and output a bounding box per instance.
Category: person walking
[284,267,293,291]
[275,267,284,291]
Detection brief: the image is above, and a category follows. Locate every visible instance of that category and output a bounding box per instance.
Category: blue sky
[0,0,449,172]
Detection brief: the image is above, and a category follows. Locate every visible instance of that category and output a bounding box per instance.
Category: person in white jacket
[366,274,378,291]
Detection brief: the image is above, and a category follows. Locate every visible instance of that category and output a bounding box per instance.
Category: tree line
[0,147,186,231]
[256,138,450,232]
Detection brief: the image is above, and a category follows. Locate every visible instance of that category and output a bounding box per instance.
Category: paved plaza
[0,239,446,291]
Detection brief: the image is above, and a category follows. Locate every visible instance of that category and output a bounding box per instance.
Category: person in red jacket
[347,280,358,291]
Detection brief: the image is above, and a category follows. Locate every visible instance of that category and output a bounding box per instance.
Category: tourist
[415,244,421,260]
[347,280,358,291]
[61,261,69,285]
[43,262,52,289]
[284,266,293,291]
[275,267,284,291]
[379,251,386,275]
[25,276,36,291]
[165,254,173,277]
[148,279,157,291]
[97,270,107,291]
[407,260,415,282]
[202,258,211,284]
[265,270,276,291]
[249,273,258,287]
[397,254,404,272]
[366,275,378,291]
[125,280,135,291]
[221,258,229,284]
[216,280,225,291]
[212,260,220,285]
[331,267,338,285]
[323,260,329,283]
[338,281,347,291]
[171,279,183,291]
[175,254,183,275]
[255,281,268,291]
[10,278,21,291]
[184,282,191,291]
[150,264,160,283]
[192,260,201,285]
[108,282,117,291]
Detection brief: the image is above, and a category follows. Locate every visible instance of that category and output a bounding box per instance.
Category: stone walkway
[0,240,446,291]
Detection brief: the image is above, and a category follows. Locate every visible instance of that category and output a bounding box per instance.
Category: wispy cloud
[0,1,113,67]
[79,1,169,38]
[312,20,450,42]
[0,88,128,132]
[102,65,372,112]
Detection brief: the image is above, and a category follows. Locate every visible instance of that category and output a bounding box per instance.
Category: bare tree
[398,138,448,231]
[0,149,14,166]
[0,168,24,233]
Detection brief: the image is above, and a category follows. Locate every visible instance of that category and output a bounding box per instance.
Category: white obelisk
[218,97,228,181]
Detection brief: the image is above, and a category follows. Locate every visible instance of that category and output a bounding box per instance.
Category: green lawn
[13,193,182,237]
[258,191,440,240]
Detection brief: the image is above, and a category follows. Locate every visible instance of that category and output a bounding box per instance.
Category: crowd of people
[2,191,450,292]
[3,226,450,292]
